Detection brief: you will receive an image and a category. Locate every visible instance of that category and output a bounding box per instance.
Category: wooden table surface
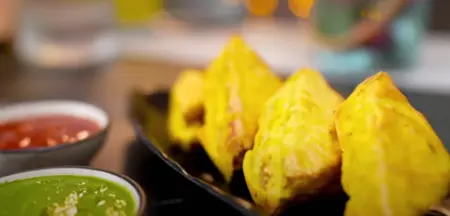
[0,54,196,174]
[88,60,189,173]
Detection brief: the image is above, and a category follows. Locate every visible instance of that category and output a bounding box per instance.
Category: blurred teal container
[164,0,246,25]
[312,0,432,76]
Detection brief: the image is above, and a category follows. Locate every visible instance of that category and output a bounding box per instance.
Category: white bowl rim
[0,166,146,215]
[0,100,110,154]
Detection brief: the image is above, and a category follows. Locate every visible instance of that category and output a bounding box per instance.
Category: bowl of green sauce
[0,166,147,216]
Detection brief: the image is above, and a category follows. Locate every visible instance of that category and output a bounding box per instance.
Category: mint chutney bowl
[0,167,147,216]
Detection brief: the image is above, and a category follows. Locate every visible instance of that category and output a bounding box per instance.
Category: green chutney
[0,175,137,216]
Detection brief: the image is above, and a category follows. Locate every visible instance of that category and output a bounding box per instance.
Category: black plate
[129,83,450,216]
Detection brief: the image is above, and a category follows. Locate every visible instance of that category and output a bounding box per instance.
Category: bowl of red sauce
[0,100,109,176]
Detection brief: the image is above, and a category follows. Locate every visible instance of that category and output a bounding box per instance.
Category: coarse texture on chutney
[0,175,137,216]
[0,115,101,150]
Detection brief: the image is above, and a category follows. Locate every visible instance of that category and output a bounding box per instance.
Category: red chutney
[0,115,101,150]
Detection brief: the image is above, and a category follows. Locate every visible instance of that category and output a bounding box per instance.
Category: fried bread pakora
[243,69,343,213]
[199,35,283,181]
[336,72,450,216]
[168,69,204,150]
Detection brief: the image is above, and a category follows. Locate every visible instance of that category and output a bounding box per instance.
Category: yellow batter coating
[168,69,204,150]
[336,72,450,216]
[199,35,283,181]
[243,68,343,213]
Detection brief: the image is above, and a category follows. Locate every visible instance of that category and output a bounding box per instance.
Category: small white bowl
[0,100,110,176]
[0,167,147,215]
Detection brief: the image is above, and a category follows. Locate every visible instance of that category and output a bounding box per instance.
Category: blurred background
[2,0,450,84]
[1,0,450,173]
[1,1,450,214]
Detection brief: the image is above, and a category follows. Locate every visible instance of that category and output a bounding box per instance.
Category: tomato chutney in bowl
[0,100,109,176]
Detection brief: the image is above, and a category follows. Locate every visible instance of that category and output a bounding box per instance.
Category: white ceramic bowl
[0,100,110,176]
[0,167,147,215]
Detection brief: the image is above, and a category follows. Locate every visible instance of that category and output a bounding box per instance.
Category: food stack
[168,35,450,216]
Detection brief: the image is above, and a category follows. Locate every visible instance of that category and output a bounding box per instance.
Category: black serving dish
[129,82,450,216]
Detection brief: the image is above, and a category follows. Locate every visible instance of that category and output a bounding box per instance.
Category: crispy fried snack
[336,72,450,216]
[243,69,343,213]
[199,35,283,181]
[168,69,204,150]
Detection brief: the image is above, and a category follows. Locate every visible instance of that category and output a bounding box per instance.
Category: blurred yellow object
[244,0,314,17]
[243,69,343,213]
[168,70,204,151]
[289,0,314,18]
[114,0,162,25]
[336,72,450,216]
[199,35,283,182]
[244,0,278,16]
[361,9,383,21]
